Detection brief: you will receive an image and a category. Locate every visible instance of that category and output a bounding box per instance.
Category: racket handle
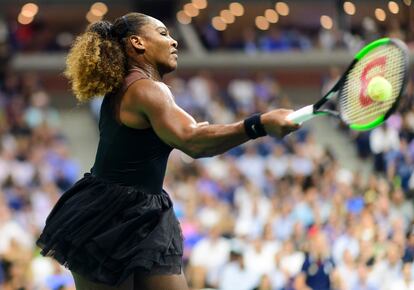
[286,105,315,124]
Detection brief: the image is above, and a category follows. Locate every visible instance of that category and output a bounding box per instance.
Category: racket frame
[287,38,409,131]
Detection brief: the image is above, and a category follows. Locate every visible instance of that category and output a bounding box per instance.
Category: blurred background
[0,0,414,289]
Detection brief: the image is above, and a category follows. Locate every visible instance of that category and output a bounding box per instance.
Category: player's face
[139,17,178,75]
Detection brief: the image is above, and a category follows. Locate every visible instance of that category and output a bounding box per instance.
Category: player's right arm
[127,79,299,158]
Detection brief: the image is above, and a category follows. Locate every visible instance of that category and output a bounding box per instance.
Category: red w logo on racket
[286,38,408,131]
[359,56,387,107]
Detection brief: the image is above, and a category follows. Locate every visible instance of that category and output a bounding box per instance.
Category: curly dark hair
[64,13,150,102]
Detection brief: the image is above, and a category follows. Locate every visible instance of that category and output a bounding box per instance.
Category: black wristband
[243,113,267,139]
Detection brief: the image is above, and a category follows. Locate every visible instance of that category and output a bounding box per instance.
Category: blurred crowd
[195,17,413,53]
[1,12,413,53]
[159,72,414,290]
[1,67,414,290]
[91,69,414,290]
[0,71,79,289]
[1,13,414,290]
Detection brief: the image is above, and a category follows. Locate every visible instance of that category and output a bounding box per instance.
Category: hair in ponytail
[64,21,125,102]
[65,13,150,102]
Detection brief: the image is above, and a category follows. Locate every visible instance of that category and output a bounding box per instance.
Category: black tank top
[91,70,173,194]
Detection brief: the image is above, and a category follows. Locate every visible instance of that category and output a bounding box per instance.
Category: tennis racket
[286,38,409,131]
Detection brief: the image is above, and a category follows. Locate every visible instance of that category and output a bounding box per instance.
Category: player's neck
[129,62,162,82]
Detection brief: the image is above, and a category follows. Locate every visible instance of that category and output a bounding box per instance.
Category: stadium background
[0,0,413,289]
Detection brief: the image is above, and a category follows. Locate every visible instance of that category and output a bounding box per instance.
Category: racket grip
[286,105,315,124]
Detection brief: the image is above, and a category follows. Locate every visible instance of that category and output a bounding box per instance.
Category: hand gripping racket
[286,38,409,131]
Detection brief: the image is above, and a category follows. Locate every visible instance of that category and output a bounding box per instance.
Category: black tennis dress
[36,70,183,286]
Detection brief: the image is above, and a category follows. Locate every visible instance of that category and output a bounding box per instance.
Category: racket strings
[341,47,402,122]
[339,45,405,125]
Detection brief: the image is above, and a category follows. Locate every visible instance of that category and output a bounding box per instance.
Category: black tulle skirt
[36,173,183,286]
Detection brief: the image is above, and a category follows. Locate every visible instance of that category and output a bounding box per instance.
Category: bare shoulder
[128,78,174,108]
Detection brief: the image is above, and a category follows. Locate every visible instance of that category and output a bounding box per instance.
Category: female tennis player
[36,12,299,290]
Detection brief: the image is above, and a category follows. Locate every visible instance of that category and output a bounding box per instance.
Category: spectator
[188,225,230,288]
[333,249,358,290]
[351,263,380,290]
[241,28,259,54]
[24,90,60,129]
[218,250,259,290]
[371,242,404,290]
[296,231,335,290]
[332,222,360,265]
[259,28,291,52]
[370,124,400,173]
[403,229,414,263]
[389,262,414,290]
[253,274,273,290]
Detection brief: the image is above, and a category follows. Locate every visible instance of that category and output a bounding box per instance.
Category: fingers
[282,124,300,137]
[274,109,301,137]
[256,109,302,138]
[279,110,301,136]
[284,110,301,130]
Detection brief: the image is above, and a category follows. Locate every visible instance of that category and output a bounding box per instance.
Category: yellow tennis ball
[367,76,393,102]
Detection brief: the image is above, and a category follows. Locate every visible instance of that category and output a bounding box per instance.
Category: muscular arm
[129,79,250,158]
